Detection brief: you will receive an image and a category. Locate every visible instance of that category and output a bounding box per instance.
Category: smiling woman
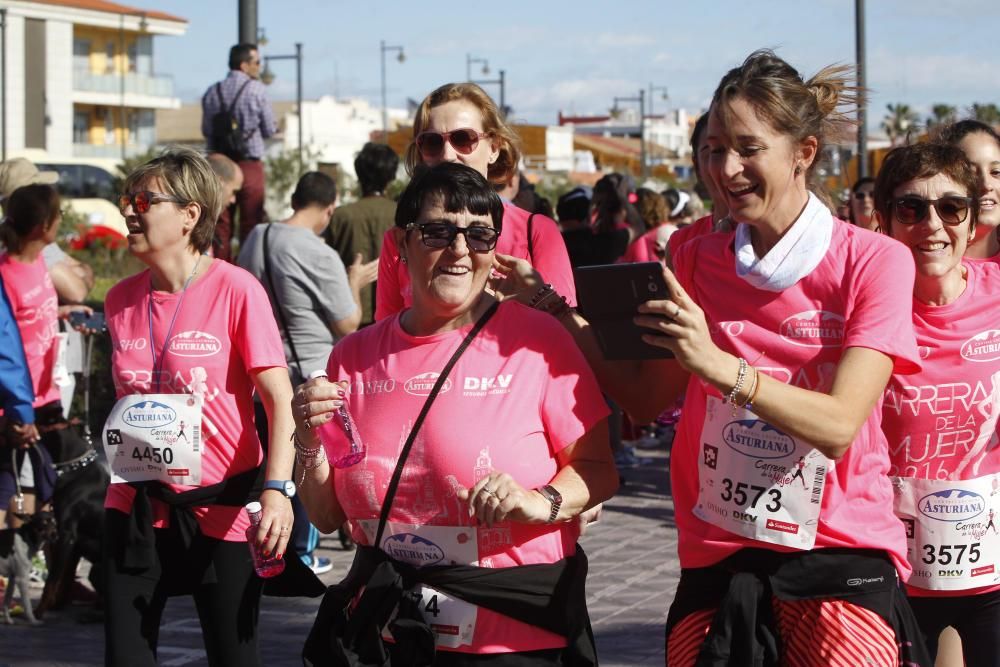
[938,120,1000,260]
[293,163,618,665]
[874,142,1000,665]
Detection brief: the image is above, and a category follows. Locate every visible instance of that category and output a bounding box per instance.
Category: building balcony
[72,72,181,110]
[73,143,151,159]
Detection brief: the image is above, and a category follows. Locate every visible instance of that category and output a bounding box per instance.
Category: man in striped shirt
[201,43,278,260]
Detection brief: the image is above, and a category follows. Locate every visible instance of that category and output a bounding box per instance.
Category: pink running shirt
[672,221,921,577]
[103,260,287,541]
[666,214,714,261]
[375,202,576,321]
[324,300,608,654]
[0,253,61,407]
[883,259,1000,597]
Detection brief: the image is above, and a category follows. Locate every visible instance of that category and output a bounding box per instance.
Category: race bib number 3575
[694,396,830,550]
[103,393,203,485]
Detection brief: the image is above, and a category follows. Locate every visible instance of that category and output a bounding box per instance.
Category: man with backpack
[201,43,278,260]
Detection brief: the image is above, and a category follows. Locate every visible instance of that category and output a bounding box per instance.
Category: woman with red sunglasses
[875,142,1000,666]
[101,148,296,666]
[375,82,576,321]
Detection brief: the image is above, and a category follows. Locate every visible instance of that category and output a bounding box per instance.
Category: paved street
[0,444,677,666]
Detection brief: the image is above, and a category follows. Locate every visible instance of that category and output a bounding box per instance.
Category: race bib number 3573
[103,393,203,485]
[694,396,830,550]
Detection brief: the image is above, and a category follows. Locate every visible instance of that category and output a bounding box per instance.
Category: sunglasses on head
[415,129,489,158]
[406,221,499,252]
[892,195,972,226]
[119,191,186,216]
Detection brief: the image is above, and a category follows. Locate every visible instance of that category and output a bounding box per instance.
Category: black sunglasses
[406,221,499,252]
[892,195,973,226]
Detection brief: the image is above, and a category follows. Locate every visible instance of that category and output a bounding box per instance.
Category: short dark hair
[873,142,982,236]
[291,172,337,211]
[394,163,504,235]
[229,43,258,71]
[355,142,399,196]
[936,119,1000,150]
[557,187,590,223]
[851,177,874,194]
[0,183,60,252]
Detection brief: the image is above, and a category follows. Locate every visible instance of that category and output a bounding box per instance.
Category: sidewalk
[0,444,677,666]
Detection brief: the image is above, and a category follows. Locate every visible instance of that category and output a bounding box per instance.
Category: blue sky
[153,0,1000,134]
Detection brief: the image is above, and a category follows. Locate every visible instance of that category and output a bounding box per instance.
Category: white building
[1,0,186,168]
[559,106,692,162]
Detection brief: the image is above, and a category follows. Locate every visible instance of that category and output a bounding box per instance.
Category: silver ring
[279,527,290,534]
[482,486,494,496]
[671,303,681,318]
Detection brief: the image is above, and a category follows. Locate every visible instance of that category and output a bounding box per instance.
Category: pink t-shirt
[375,202,577,321]
[618,224,677,264]
[0,253,60,407]
[103,260,287,541]
[883,259,1000,597]
[666,214,714,260]
[672,222,921,576]
[323,300,608,654]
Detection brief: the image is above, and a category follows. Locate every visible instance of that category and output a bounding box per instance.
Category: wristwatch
[263,479,297,499]
[536,484,563,523]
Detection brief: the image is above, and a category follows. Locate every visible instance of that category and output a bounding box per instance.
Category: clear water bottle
[244,501,285,578]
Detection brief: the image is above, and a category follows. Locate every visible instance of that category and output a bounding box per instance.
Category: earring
[400,255,408,264]
[794,163,803,176]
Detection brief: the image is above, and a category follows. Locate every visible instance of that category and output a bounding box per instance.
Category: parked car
[35,160,127,248]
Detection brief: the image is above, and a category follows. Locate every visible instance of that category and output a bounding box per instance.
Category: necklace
[147,254,203,391]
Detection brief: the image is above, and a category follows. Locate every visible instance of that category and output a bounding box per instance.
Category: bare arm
[291,377,347,533]
[635,266,894,460]
[252,366,296,556]
[49,257,94,304]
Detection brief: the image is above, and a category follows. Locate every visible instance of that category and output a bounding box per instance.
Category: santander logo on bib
[722,420,795,459]
[404,372,452,396]
[961,330,1000,362]
[918,489,985,522]
[168,330,222,357]
[779,310,845,348]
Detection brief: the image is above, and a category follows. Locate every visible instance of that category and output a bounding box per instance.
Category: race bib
[102,393,204,485]
[694,396,830,550]
[894,474,1000,591]
[358,521,479,649]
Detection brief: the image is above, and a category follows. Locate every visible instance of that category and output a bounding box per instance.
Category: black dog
[36,422,108,615]
[0,511,57,624]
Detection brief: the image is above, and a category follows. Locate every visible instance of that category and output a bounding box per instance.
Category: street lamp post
[1,7,7,161]
[855,0,867,178]
[472,69,506,117]
[119,14,126,160]
[613,89,646,180]
[648,84,668,117]
[466,54,489,81]
[380,40,404,142]
[262,43,304,170]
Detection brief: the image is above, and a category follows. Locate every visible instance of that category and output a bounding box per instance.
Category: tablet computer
[574,262,674,360]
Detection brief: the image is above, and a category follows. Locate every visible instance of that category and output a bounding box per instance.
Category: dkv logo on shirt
[463,374,513,396]
[961,330,1000,362]
[167,331,222,357]
[918,489,986,522]
[779,310,845,348]
[122,400,178,429]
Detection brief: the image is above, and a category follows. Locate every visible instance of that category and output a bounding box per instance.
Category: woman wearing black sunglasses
[875,142,1000,666]
[293,162,618,666]
[102,148,296,666]
[374,82,576,322]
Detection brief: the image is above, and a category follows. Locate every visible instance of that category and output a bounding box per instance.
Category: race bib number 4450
[894,474,1000,591]
[694,396,831,550]
[103,393,203,485]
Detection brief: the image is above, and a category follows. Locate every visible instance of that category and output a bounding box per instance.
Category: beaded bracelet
[296,448,327,486]
[292,431,321,456]
[735,366,758,409]
[529,283,555,307]
[726,357,749,406]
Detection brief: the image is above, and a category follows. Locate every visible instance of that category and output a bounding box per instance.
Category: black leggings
[909,589,1000,667]
[102,509,263,667]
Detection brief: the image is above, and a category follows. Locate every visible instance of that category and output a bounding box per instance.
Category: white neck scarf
[734,192,833,292]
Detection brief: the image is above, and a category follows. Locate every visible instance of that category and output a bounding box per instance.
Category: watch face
[283,481,296,497]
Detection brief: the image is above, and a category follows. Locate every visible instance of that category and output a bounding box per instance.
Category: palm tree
[882,103,920,146]
[926,104,957,131]
[969,103,1000,127]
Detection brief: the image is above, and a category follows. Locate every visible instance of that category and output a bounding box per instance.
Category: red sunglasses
[415,128,489,158]
[119,191,186,216]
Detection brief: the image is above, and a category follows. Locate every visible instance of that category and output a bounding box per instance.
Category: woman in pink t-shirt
[102,149,295,667]
[375,82,576,321]
[875,142,1000,665]
[495,51,931,666]
[0,183,91,528]
[293,163,618,665]
[939,120,1000,261]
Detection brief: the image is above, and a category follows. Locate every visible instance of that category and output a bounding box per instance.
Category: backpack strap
[262,224,305,381]
[526,212,536,262]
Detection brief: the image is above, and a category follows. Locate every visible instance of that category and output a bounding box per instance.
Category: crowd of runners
[1,42,998,667]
